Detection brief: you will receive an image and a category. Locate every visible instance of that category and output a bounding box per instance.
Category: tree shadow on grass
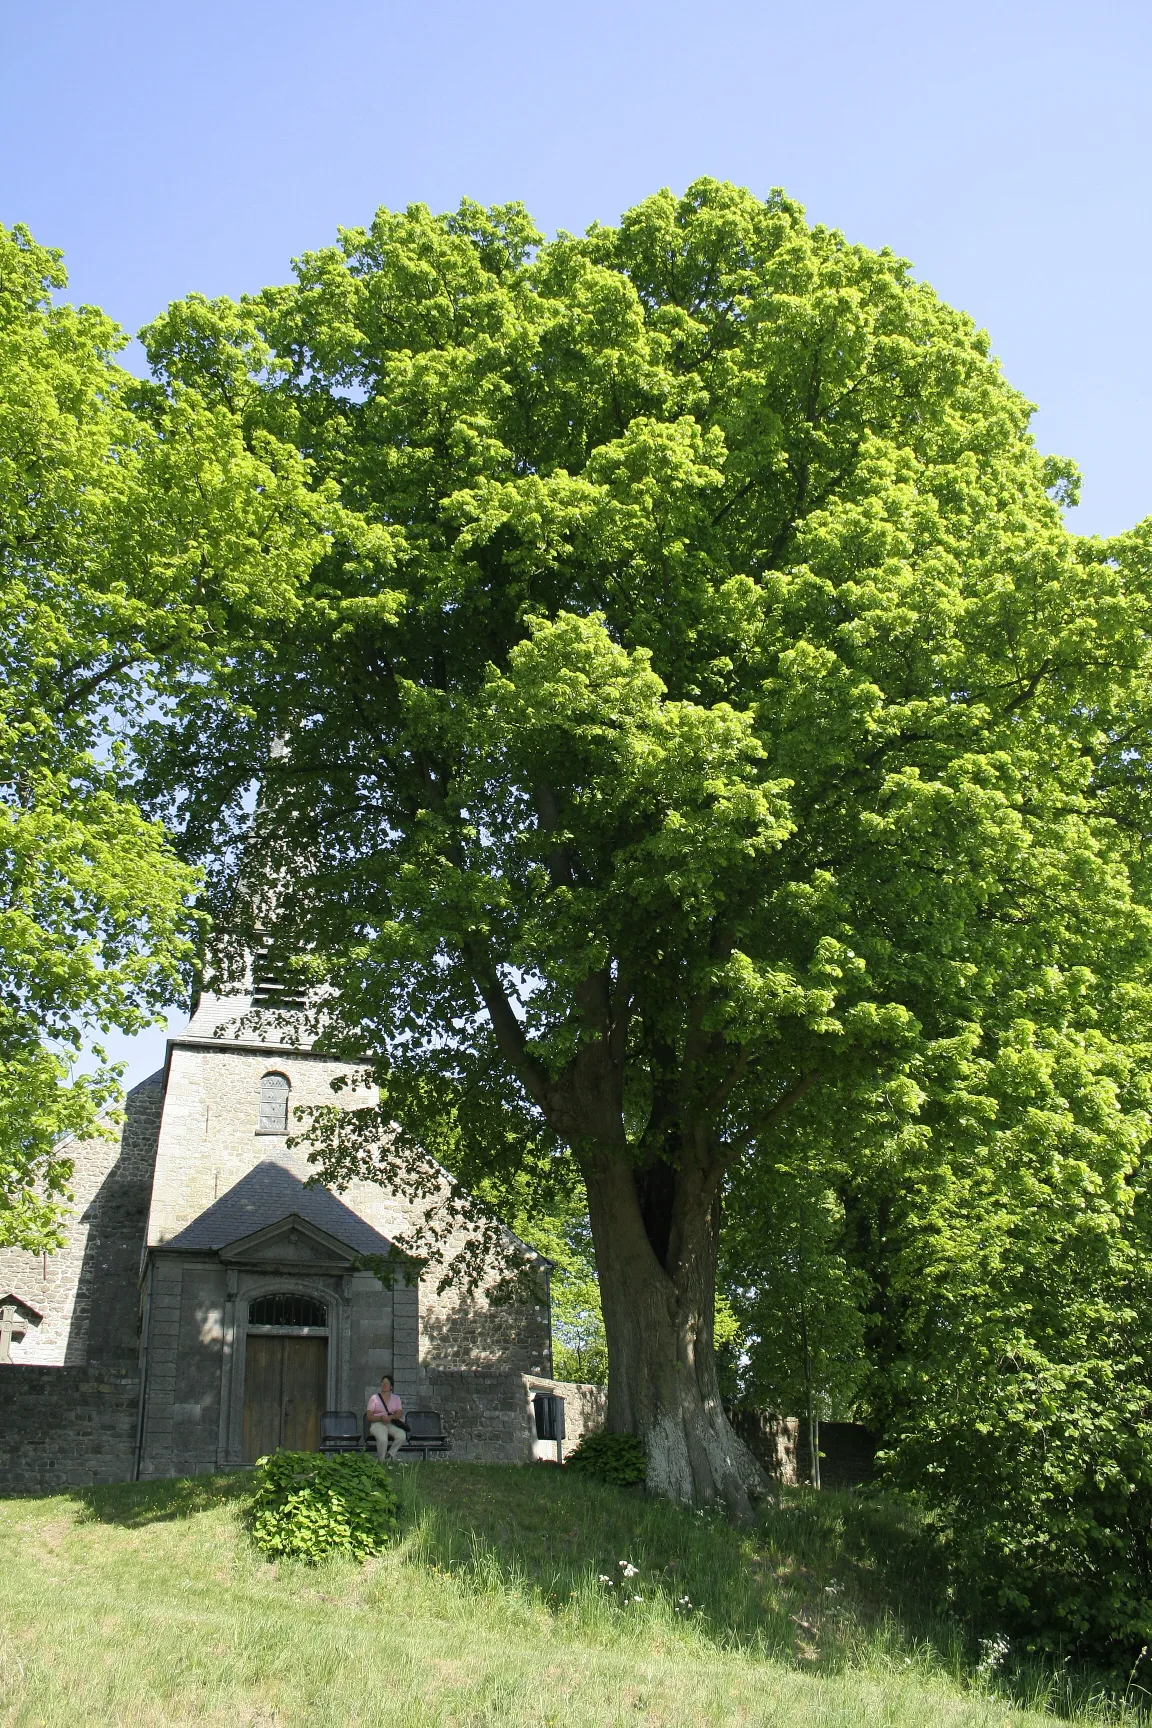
[70,1471,252,1527]
[391,1464,956,1658]
[389,1465,1122,1722]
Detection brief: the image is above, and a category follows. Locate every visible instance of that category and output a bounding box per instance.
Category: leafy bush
[565,1430,646,1486]
[248,1450,399,1562]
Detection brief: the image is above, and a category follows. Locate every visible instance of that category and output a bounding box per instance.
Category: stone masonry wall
[729,1410,879,1489]
[0,1073,164,1366]
[417,1263,552,1382]
[421,1370,605,1464]
[0,1367,139,1493]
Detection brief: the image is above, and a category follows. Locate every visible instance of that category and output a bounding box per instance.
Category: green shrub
[565,1430,646,1487]
[248,1450,400,1562]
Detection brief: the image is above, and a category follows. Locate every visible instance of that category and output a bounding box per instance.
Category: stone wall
[419,1276,552,1382]
[525,1376,606,1462]
[420,1371,606,1464]
[0,1074,164,1366]
[0,1075,161,1497]
[0,1366,140,1494]
[730,1410,879,1489]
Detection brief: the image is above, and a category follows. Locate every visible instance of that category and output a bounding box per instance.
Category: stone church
[0,975,602,1494]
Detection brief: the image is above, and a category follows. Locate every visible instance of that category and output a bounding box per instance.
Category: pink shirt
[367,1392,403,1423]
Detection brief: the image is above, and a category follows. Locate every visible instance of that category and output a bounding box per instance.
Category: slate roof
[180,989,317,1051]
[163,1161,395,1256]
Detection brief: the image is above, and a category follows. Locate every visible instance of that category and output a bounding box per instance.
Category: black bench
[320,1410,366,1454]
[360,1407,451,1462]
[398,1409,451,1461]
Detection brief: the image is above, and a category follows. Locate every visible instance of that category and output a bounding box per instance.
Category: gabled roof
[162,1161,395,1258]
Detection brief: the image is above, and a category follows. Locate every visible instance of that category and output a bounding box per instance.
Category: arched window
[257,1071,290,1133]
[247,1293,327,1328]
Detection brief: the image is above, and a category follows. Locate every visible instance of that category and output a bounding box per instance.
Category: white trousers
[370,1420,406,1460]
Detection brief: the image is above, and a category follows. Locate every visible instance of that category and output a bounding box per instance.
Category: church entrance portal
[243,1335,327,1457]
[241,1293,330,1459]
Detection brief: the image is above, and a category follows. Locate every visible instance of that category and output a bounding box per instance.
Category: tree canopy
[0,222,331,1248]
[132,181,1152,1529]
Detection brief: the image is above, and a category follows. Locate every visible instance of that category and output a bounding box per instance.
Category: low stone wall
[730,1409,879,1489]
[815,1422,879,1489]
[524,1375,606,1463]
[421,1369,605,1464]
[0,1361,604,1491]
[730,1409,802,1482]
[0,1366,140,1495]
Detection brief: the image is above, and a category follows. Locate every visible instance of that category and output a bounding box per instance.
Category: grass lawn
[0,1464,1135,1726]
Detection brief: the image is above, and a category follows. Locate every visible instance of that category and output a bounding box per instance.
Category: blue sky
[5,0,1151,1084]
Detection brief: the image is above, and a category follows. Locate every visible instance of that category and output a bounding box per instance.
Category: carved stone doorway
[242,1334,328,1458]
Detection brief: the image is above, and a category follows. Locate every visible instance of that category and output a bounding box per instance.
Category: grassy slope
[0,1465,1130,1726]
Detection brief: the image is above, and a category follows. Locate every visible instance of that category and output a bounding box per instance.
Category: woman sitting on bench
[366,1376,407,1461]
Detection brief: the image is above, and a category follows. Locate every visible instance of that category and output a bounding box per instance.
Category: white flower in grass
[598,1574,613,1585]
[618,1561,638,1578]
[977,1635,1010,1675]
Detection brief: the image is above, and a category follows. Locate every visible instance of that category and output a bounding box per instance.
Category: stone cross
[0,1302,26,1362]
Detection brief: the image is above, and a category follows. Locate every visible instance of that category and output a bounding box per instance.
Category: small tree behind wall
[723,1158,869,1486]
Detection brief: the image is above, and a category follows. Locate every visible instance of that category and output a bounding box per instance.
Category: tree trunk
[801,1306,820,1490]
[582,1151,766,1521]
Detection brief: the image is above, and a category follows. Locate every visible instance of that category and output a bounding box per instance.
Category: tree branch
[463,942,552,1109]
[532,782,575,889]
[744,1068,821,1142]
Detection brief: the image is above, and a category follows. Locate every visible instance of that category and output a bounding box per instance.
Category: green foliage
[136,179,1152,1229]
[723,1156,868,1422]
[247,1450,400,1562]
[0,221,338,1248]
[865,1029,1152,1665]
[551,1264,608,1385]
[722,1026,1152,1664]
[491,1174,609,1383]
[566,1430,647,1486]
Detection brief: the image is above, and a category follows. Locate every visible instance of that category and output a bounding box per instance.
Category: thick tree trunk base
[644,1402,768,1522]
[584,1153,767,1524]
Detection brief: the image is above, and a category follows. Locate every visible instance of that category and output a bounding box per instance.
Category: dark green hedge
[565,1431,647,1487]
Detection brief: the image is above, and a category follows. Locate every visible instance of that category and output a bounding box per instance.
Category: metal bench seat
[398,1409,452,1461]
[320,1410,366,1453]
[360,1406,451,1461]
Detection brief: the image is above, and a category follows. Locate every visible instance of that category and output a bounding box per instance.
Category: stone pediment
[217,1212,361,1270]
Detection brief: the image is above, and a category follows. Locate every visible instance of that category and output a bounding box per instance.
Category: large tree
[137,181,1152,1516]
[0,223,331,1248]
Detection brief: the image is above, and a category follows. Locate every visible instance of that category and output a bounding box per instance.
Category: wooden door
[282,1337,326,1452]
[242,1335,328,1460]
